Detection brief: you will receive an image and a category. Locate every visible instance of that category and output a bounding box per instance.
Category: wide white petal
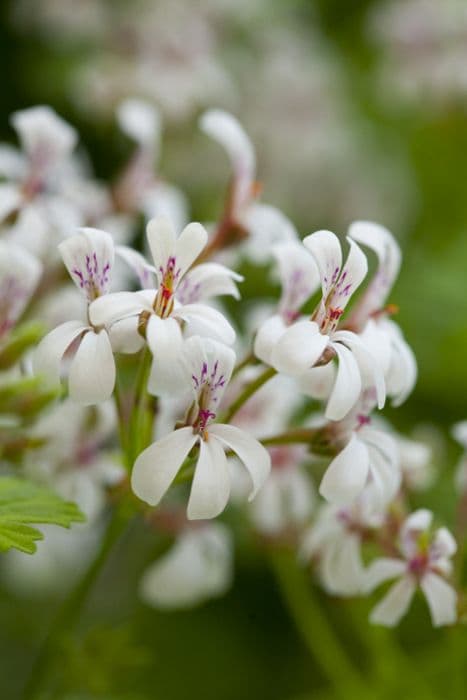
[254,314,287,365]
[370,575,416,627]
[12,105,77,164]
[300,363,336,400]
[271,320,329,376]
[431,527,457,560]
[176,303,236,345]
[131,427,198,506]
[325,342,362,421]
[89,290,152,327]
[175,222,208,281]
[187,436,231,520]
[319,433,370,505]
[364,557,408,592]
[420,573,457,627]
[33,320,88,385]
[108,316,145,354]
[59,227,115,299]
[177,262,242,304]
[322,534,365,596]
[209,423,271,501]
[146,216,176,279]
[272,240,320,315]
[68,329,116,404]
[182,336,235,404]
[303,230,342,300]
[146,316,185,395]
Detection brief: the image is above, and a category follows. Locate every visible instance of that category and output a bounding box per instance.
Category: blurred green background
[1,0,467,698]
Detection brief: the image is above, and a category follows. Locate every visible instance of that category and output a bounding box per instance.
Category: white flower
[0,241,42,339]
[365,510,457,627]
[33,227,117,404]
[89,216,237,396]
[300,499,379,596]
[140,523,233,609]
[259,230,385,421]
[131,336,271,520]
[452,421,467,492]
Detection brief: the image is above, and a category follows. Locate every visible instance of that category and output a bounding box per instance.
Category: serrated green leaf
[0,477,85,554]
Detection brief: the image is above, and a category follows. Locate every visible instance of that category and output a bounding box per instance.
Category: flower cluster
[0,102,460,629]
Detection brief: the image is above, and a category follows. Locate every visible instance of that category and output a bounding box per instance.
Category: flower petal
[176,262,242,304]
[271,320,329,376]
[319,433,370,505]
[325,342,362,421]
[254,314,287,365]
[273,240,320,316]
[303,230,342,301]
[420,573,457,627]
[59,228,115,300]
[364,557,408,592]
[333,329,386,410]
[187,436,231,520]
[174,222,208,281]
[131,427,198,506]
[33,320,88,385]
[146,316,185,395]
[370,575,416,627]
[117,98,160,149]
[89,290,152,327]
[68,329,116,404]
[209,423,271,501]
[176,303,236,345]
[146,216,176,279]
[329,237,367,312]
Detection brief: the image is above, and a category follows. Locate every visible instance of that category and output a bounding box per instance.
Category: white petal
[209,423,271,500]
[199,109,255,212]
[176,262,242,304]
[0,183,22,220]
[89,290,152,327]
[0,241,42,325]
[303,230,342,300]
[452,421,467,449]
[271,321,329,376]
[182,336,235,405]
[187,436,231,520]
[176,303,236,345]
[108,316,145,354]
[33,320,88,385]
[131,427,198,506]
[146,216,176,279]
[59,227,115,300]
[403,509,433,535]
[174,222,208,281]
[364,557,408,592]
[325,342,362,421]
[370,575,416,627]
[322,534,365,596]
[117,98,160,150]
[115,245,156,289]
[273,241,320,317]
[330,237,367,312]
[242,204,298,264]
[12,105,77,164]
[319,433,370,505]
[333,330,386,410]
[68,329,115,404]
[420,573,457,627]
[254,315,287,365]
[431,527,457,560]
[300,363,336,400]
[383,320,417,406]
[146,316,185,395]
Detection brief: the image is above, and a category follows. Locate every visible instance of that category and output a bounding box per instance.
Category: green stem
[129,349,154,463]
[22,504,132,700]
[260,428,320,447]
[221,366,276,423]
[269,547,371,700]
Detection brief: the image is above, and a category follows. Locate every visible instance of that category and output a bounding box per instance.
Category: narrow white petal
[303,230,342,300]
[333,329,386,410]
[243,204,298,264]
[0,183,22,220]
[364,558,408,592]
[272,241,320,315]
[420,573,457,627]
[68,329,115,404]
[131,427,198,506]
[329,238,367,311]
[89,290,152,327]
[117,98,160,149]
[271,321,329,376]
[146,216,176,279]
[175,222,208,281]
[319,433,370,505]
[187,436,231,520]
[177,262,242,304]
[146,316,185,395]
[431,527,457,560]
[254,315,287,365]
[115,245,156,289]
[384,321,417,406]
[325,342,362,421]
[370,575,416,627]
[108,316,145,354]
[209,423,271,500]
[33,320,88,385]
[176,303,236,345]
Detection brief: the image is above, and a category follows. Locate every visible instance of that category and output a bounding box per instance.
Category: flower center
[153,257,180,318]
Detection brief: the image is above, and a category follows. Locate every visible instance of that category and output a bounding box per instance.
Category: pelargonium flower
[140,522,233,609]
[131,336,271,520]
[89,216,237,395]
[33,227,117,404]
[258,229,385,421]
[364,509,457,627]
[0,241,42,339]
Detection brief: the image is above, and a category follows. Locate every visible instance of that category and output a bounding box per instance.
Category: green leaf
[0,477,85,554]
